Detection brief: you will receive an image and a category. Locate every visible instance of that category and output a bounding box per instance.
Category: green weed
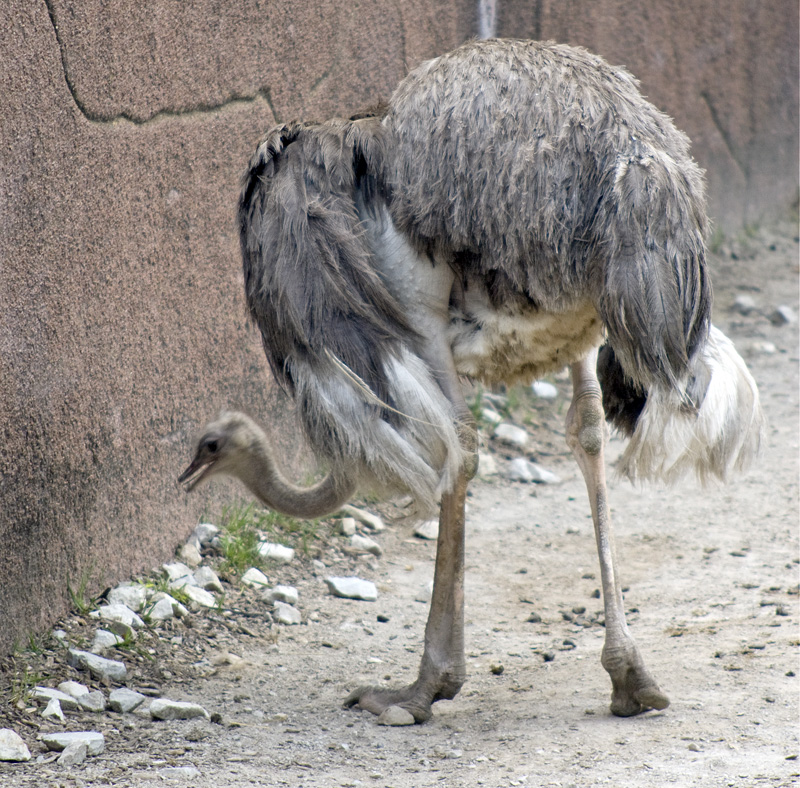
[67,563,98,615]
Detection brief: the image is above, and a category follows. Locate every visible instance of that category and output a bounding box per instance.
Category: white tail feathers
[617,326,764,485]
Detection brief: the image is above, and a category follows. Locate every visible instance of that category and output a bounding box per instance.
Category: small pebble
[349,533,383,556]
[339,517,357,536]
[57,740,88,767]
[340,505,385,532]
[178,542,203,568]
[41,698,65,722]
[78,691,107,713]
[770,305,796,325]
[376,706,415,726]
[258,542,295,564]
[108,688,146,713]
[149,699,210,721]
[41,731,105,757]
[531,381,558,399]
[324,576,378,601]
[414,520,439,541]
[0,729,31,762]
[272,601,302,625]
[493,423,529,449]
[263,585,299,605]
[241,567,270,588]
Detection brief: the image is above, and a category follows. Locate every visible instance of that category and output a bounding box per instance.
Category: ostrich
[180,39,763,723]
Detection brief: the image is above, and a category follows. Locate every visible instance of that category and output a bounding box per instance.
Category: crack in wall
[43,0,276,126]
[701,90,748,181]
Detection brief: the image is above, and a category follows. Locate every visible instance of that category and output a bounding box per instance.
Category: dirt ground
[2,218,798,787]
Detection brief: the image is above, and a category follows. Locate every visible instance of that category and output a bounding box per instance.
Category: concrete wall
[1,0,796,655]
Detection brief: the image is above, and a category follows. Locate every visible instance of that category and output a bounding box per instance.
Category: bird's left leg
[566,349,670,716]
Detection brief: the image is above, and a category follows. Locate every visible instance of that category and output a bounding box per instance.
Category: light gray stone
[257,542,295,563]
[178,541,203,568]
[193,566,224,593]
[90,603,144,629]
[531,380,558,399]
[91,628,124,652]
[77,691,106,713]
[0,729,31,762]
[192,523,220,546]
[339,516,357,536]
[376,705,415,726]
[349,533,383,556]
[148,592,188,620]
[58,681,89,700]
[108,688,146,713]
[149,698,210,721]
[493,423,529,449]
[415,580,434,604]
[476,452,498,479]
[324,576,378,601]
[262,585,299,605]
[169,574,197,591]
[33,686,81,711]
[241,567,270,588]
[182,585,217,608]
[41,697,65,722]
[107,583,149,612]
[57,740,88,767]
[272,601,302,625]
[414,520,439,540]
[480,407,503,425]
[770,305,796,325]
[507,458,562,484]
[163,562,194,582]
[159,766,202,779]
[341,505,385,532]
[41,731,105,756]
[732,293,758,315]
[67,649,127,682]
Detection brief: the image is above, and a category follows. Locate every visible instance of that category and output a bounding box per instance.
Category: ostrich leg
[566,349,670,716]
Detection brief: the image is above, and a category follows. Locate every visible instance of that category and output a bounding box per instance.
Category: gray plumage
[235,38,762,518]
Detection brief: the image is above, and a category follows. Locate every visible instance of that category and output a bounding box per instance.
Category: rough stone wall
[496,0,799,231]
[1,0,795,655]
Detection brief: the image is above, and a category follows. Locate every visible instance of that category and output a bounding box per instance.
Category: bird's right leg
[566,350,670,716]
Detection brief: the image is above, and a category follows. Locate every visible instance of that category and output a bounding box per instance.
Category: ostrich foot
[602,639,670,717]
[344,671,465,724]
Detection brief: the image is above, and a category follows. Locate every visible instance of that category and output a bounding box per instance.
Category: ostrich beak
[178,455,212,492]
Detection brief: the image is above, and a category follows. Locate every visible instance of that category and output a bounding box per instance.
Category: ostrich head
[178,412,263,491]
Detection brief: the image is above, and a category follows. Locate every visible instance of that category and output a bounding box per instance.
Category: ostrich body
[181,40,763,723]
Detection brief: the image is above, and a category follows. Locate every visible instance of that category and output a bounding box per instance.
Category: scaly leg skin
[344,465,469,723]
[567,350,670,716]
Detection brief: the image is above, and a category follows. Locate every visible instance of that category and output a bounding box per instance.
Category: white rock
[57,740,88,767]
[41,731,105,756]
[272,601,302,625]
[324,576,378,601]
[182,585,217,608]
[178,542,203,568]
[377,705,415,726]
[78,691,106,713]
[258,542,295,564]
[507,458,562,484]
[770,305,796,325]
[193,522,220,546]
[340,505,385,532]
[414,520,439,540]
[108,688,146,713]
[149,698,209,721]
[57,681,89,700]
[107,584,149,612]
[91,628,124,652]
[147,592,190,622]
[193,566,224,593]
[33,686,80,711]
[52,629,67,643]
[67,649,127,682]
[732,294,758,315]
[480,407,503,425]
[41,697,65,722]
[159,766,201,779]
[349,533,383,556]
[531,380,558,399]
[91,604,144,629]
[241,567,270,588]
[0,729,31,762]
[415,580,434,604]
[262,585,299,605]
[477,452,498,479]
[163,562,194,582]
[493,423,529,449]
[339,517,357,536]
[169,574,197,591]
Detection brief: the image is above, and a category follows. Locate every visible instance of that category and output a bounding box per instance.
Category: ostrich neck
[236,442,356,519]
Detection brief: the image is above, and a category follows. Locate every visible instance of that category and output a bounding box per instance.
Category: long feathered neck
[232,438,356,520]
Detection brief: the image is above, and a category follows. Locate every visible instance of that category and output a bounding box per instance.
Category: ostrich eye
[205,440,219,454]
